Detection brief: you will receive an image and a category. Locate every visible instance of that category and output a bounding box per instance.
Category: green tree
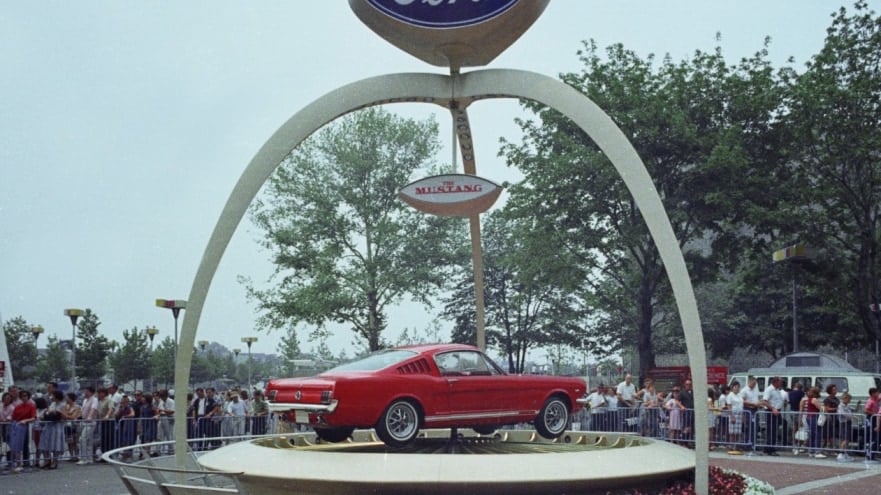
[501,40,790,374]
[1,316,38,383]
[150,336,175,389]
[191,352,213,385]
[785,0,881,347]
[36,335,72,383]
[395,319,444,346]
[245,107,467,351]
[444,211,585,372]
[75,309,114,386]
[277,326,301,377]
[109,327,151,386]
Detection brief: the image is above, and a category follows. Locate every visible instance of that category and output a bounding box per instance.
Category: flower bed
[610,466,774,495]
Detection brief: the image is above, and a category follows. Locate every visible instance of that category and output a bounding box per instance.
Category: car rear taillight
[267,389,278,401]
[320,390,333,404]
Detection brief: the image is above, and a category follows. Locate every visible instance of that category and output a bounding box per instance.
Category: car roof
[395,343,480,354]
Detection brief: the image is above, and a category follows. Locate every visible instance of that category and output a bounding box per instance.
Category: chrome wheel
[535,397,569,439]
[375,400,420,447]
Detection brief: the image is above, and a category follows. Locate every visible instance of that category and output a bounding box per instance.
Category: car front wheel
[375,399,420,447]
[535,396,569,439]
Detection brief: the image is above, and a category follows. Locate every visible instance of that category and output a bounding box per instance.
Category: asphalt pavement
[3,449,881,495]
[1,461,127,495]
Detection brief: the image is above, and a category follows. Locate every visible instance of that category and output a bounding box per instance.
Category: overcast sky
[1,1,869,363]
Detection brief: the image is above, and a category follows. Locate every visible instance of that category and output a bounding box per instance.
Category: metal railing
[573,406,880,462]
[6,408,881,469]
[1,414,280,469]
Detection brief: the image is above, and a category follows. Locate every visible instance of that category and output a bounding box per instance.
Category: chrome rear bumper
[267,400,339,414]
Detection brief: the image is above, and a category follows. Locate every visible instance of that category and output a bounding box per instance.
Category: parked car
[265,343,587,447]
[729,352,881,405]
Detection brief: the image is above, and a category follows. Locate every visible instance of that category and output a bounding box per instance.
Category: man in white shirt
[761,376,786,456]
[616,374,637,407]
[586,385,607,431]
[77,386,99,464]
[225,393,247,437]
[108,383,123,412]
[617,374,638,431]
[156,389,175,455]
[740,375,761,451]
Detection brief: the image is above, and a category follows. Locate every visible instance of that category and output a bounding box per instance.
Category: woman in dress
[38,390,66,469]
[665,387,686,444]
[8,390,37,473]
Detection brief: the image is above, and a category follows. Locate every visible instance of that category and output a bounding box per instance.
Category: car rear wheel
[314,427,354,443]
[375,399,420,447]
[535,396,569,439]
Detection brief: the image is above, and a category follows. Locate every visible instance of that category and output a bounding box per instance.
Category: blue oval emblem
[366,0,519,29]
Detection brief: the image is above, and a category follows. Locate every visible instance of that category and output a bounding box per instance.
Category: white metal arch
[172,68,709,492]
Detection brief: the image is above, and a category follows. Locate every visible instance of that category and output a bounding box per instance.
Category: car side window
[817,377,847,393]
[793,377,811,389]
[436,352,462,376]
[435,351,500,376]
[461,351,499,376]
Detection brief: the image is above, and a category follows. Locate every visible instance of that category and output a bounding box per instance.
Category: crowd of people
[6,374,880,474]
[0,381,271,474]
[580,374,880,461]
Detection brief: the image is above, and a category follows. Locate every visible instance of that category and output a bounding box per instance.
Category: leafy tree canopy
[246,107,468,351]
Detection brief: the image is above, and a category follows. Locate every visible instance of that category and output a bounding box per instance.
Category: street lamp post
[155,299,186,364]
[31,325,44,378]
[199,340,208,353]
[232,348,241,386]
[241,337,257,393]
[772,244,808,353]
[31,325,44,345]
[63,309,83,390]
[871,304,881,374]
[146,326,159,391]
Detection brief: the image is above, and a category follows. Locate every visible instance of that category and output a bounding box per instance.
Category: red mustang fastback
[265,343,586,447]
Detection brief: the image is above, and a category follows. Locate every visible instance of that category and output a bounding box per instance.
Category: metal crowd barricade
[1,412,286,471]
[868,413,881,462]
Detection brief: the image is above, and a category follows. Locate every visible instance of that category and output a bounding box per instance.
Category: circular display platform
[197,429,695,495]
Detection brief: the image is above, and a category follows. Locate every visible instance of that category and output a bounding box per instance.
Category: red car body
[265,343,586,446]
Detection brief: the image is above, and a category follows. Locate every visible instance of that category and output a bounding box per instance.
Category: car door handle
[447,379,459,385]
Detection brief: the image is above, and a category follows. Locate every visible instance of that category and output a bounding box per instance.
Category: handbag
[817,410,827,427]
[44,411,63,422]
[795,427,808,442]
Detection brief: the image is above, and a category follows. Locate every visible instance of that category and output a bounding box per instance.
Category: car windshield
[326,349,418,372]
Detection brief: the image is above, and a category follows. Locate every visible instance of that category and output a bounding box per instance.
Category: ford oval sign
[365,0,518,29]
[399,174,502,217]
[350,0,549,68]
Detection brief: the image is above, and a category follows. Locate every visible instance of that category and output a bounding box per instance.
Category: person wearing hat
[761,376,786,456]
[225,392,247,438]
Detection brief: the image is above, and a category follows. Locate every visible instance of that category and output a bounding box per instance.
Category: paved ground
[2,451,880,494]
[1,460,127,495]
[710,451,881,495]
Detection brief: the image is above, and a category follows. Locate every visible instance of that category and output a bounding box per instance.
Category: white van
[728,352,881,406]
